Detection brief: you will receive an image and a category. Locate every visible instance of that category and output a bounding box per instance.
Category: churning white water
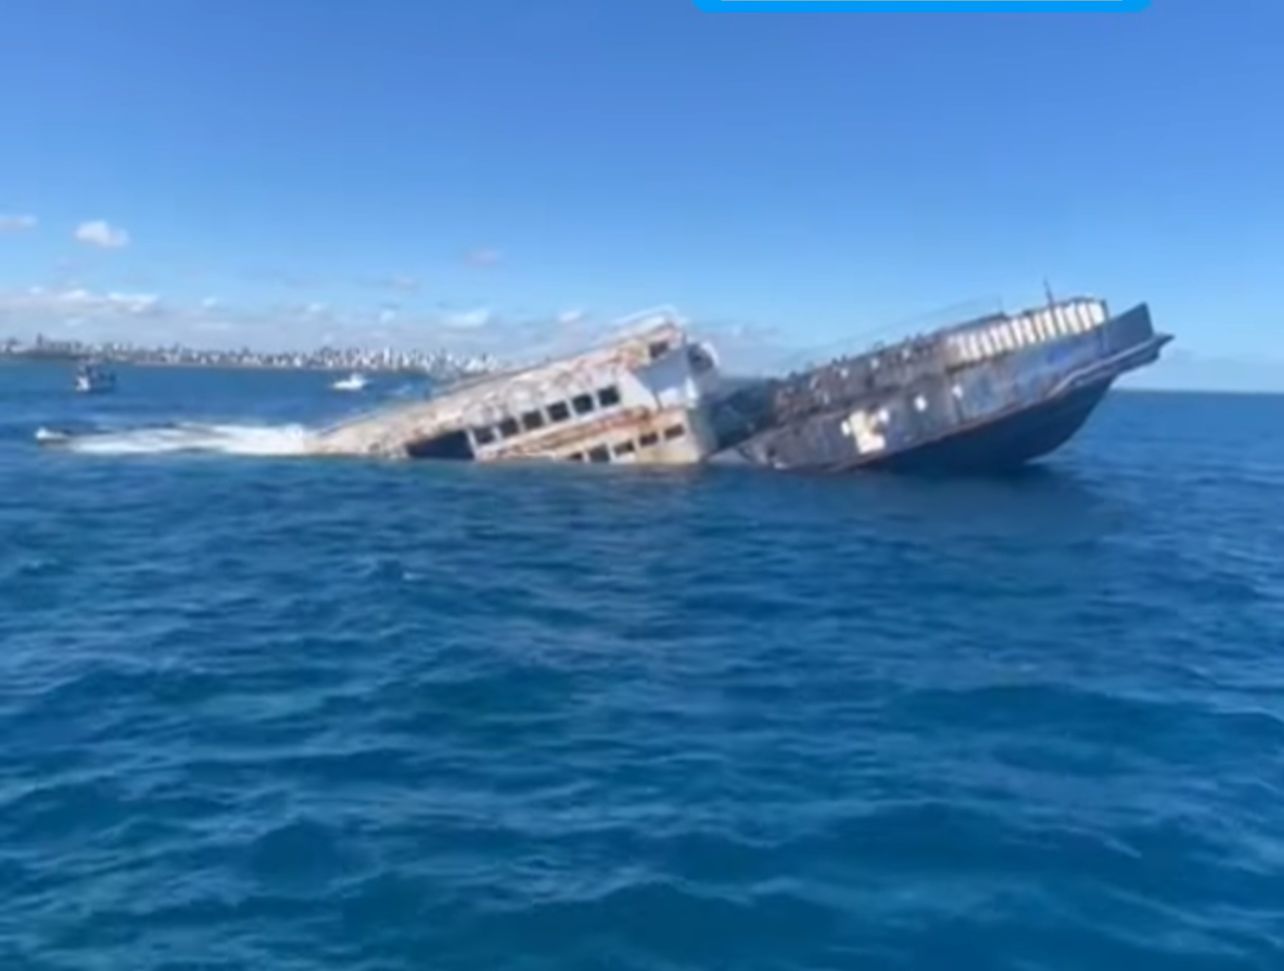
[40,423,316,456]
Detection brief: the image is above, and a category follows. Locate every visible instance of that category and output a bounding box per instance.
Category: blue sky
[0,0,1280,386]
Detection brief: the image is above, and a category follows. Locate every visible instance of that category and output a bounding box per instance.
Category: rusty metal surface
[310,321,716,465]
[491,406,692,460]
[726,301,1167,472]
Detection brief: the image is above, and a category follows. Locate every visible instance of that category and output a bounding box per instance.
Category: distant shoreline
[6,352,1279,396]
[0,352,479,379]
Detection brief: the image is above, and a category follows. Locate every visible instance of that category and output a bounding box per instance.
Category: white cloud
[0,285,161,326]
[442,307,493,330]
[106,291,160,314]
[387,274,420,293]
[40,286,159,314]
[464,247,502,268]
[193,320,234,334]
[201,296,220,310]
[0,285,253,348]
[356,273,421,293]
[557,309,587,326]
[0,283,728,367]
[242,267,314,289]
[0,214,37,233]
[74,220,130,249]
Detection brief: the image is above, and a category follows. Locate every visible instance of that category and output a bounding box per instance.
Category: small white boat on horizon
[331,372,370,392]
[35,427,70,445]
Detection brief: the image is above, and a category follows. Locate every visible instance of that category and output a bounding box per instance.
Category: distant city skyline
[1,331,497,379]
[1,0,1281,389]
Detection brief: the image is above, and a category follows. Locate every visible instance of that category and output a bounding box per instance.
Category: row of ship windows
[472,385,622,446]
[951,302,1108,365]
[565,423,687,463]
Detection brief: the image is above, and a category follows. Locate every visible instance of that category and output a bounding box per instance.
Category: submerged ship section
[313,321,723,465]
[309,294,1170,473]
[717,298,1170,473]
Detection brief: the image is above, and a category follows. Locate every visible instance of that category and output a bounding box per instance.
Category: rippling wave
[2,363,1283,970]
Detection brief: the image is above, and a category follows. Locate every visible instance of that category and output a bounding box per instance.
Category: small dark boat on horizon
[74,360,117,394]
[714,298,1171,473]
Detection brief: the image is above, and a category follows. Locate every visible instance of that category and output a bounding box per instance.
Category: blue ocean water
[2,360,1283,971]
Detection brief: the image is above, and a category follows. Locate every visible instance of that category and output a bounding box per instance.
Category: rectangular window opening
[406,430,476,461]
[663,424,686,441]
[597,386,621,408]
[587,445,611,464]
[547,401,571,423]
[521,410,545,432]
[639,432,659,448]
[572,394,595,416]
[472,426,496,446]
[498,417,520,438]
[613,441,636,457]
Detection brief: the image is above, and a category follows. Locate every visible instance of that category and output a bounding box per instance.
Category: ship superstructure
[312,319,723,465]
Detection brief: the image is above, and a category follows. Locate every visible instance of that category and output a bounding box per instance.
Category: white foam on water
[45,422,316,457]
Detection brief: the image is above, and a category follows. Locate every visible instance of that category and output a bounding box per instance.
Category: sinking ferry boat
[714,298,1171,473]
[309,296,1168,473]
[312,318,723,464]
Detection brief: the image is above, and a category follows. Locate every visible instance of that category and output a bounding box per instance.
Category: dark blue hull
[860,379,1111,473]
[723,302,1171,474]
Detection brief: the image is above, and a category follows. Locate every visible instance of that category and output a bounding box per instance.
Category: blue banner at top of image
[696,0,1149,12]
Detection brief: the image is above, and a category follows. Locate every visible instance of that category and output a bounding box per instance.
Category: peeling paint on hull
[725,301,1171,474]
[859,380,1112,473]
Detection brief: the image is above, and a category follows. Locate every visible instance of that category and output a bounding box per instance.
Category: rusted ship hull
[722,301,1170,473]
[311,319,723,465]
